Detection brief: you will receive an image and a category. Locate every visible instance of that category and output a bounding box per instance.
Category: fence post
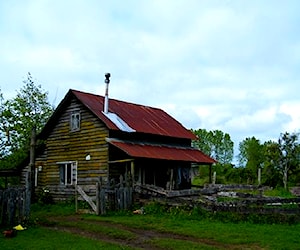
[96,182,100,215]
[98,177,106,215]
[25,171,31,219]
[119,175,124,210]
[75,184,78,213]
[29,126,36,202]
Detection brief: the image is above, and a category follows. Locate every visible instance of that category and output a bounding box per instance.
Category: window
[58,161,77,185]
[70,112,80,131]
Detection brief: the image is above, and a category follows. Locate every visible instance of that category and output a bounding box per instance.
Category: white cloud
[0,0,300,160]
[279,101,300,132]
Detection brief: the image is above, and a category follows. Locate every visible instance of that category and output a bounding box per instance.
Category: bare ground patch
[40,214,264,250]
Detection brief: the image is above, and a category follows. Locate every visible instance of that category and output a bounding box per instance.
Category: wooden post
[130,161,135,187]
[96,182,100,215]
[212,171,216,185]
[75,184,78,213]
[100,187,105,215]
[138,167,141,184]
[98,177,105,215]
[25,171,31,218]
[170,169,174,190]
[29,126,36,202]
[209,164,212,184]
[258,168,261,185]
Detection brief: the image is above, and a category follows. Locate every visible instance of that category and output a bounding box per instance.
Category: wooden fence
[0,187,30,227]
[135,184,300,215]
[76,177,133,215]
[198,195,300,215]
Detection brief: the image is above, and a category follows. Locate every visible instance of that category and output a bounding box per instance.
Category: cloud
[0,0,300,160]
[280,101,300,132]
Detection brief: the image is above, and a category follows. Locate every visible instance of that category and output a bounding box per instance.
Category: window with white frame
[70,112,80,131]
[58,161,77,185]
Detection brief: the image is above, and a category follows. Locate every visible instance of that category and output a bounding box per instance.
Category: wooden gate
[0,187,30,227]
[76,177,133,215]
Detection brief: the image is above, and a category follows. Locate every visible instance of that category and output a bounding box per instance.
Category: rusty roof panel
[108,139,216,164]
[72,89,196,140]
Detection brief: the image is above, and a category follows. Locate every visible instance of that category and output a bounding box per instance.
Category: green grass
[85,208,300,249]
[2,202,300,249]
[1,227,130,250]
[150,238,217,250]
[263,187,296,197]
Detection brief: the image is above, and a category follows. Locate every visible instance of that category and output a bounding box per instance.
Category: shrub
[37,188,54,205]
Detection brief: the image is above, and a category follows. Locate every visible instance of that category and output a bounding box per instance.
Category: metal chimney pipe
[104,73,110,114]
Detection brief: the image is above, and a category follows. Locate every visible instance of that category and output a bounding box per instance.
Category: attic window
[70,112,80,131]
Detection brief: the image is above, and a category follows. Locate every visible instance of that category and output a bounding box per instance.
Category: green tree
[192,129,234,165]
[263,140,282,187]
[192,128,212,156]
[211,130,234,165]
[238,137,264,184]
[277,132,299,189]
[0,73,54,165]
[0,88,9,157]
[192,129,234,183]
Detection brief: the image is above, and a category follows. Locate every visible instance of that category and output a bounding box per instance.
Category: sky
[1,0,300,159]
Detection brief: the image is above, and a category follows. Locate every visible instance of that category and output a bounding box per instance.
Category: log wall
[35,97,109,200]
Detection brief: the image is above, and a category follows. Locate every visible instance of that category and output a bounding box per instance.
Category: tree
[192,129,234,165]
[0,88,9,158]
[263,140,282,187]
[0,73,54,164]
[192,129,212,156]
[192,129,234,183]
[211,130,234,165]
[238,137,264,184]
[277,132,299,189]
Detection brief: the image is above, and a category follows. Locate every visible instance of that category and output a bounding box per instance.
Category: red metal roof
[108,139,216,164]
[72,89,196,140]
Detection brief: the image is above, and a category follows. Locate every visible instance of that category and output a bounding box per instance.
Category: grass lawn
[1,202,300,249]
[1,227,128,250]
[87,212,300,249]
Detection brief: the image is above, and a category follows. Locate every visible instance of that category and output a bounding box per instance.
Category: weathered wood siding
[36,97,109,200]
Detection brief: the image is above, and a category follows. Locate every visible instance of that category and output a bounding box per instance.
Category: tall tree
[263,140,282,187]
[192,129,234,184]
[211,130,234,165]
[277,132,299,189]
[1,73,54,158]
[192,129,234,164]
[192,129,213,156]
[0,88,9,157]
[238,137,264,184]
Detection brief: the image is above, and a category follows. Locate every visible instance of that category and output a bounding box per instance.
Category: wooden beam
[76,185,97,212]
[108,159,134,164]
[131,161,135,186]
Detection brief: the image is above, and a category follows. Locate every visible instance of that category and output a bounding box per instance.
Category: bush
[37,188,54,205]
[264,187,295,198]
[143,202,168,215]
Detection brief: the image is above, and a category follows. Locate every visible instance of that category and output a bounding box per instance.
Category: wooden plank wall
[35,97,109,200]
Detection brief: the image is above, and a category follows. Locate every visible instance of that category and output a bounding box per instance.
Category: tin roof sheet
[72,89,196,140]
[107,139,216,164]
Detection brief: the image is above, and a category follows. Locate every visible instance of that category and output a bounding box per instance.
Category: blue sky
[1,0,300,159]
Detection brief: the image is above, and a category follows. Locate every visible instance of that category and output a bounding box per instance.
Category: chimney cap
[105,73,111,83]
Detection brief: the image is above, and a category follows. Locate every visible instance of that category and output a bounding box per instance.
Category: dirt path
[41,214,263,250]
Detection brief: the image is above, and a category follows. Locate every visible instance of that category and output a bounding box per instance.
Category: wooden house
[31,84,215,200]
